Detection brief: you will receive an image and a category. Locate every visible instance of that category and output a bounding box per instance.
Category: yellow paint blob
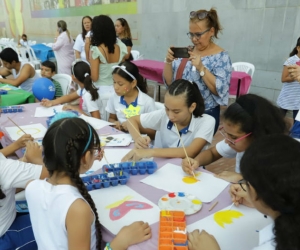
[161,198,168,201]
[192,199,202,205]
[214,210,244,228]
[182,173,201,184]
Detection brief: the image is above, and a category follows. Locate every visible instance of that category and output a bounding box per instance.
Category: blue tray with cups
[81,171,130,191]
[1,105,24,113]
[102,161,158,175]
[0,90,8,95]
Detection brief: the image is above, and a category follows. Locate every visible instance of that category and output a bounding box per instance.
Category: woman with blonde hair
[52,20,75,75]
[115,17,133,60]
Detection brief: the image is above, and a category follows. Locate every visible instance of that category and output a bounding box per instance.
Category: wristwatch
[199,67,206,77]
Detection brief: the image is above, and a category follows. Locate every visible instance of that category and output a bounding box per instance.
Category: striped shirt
[52,79,63,98]
[277,55,300,110]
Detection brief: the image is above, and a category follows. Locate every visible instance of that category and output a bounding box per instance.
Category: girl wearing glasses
[188,134,300,250]
[163,8,232,134]
[182,94,287,182]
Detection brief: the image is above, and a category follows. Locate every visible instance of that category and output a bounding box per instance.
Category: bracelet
[105,243,112,250]
[164,58,172,65]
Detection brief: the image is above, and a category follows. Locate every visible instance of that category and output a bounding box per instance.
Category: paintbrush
[103,152,111,167]
[208,201,218,211]
[228,202,235,210]
[8,117,27,134]
[173,123,197,179]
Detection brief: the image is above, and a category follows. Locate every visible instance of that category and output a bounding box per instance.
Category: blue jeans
[204,105,220,135]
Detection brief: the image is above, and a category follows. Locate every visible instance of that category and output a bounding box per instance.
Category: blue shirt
[172,51,232,109]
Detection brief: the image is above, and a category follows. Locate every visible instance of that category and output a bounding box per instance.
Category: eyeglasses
[190,11,210,20]
[187,29,211,40]
[219,126,252,145]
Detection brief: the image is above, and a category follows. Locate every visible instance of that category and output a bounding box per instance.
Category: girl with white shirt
[121,79,215,161]
[41,60,102,119]
[106,61,156,131]
[188,134,300,250]
[182,94,287,183]
[25,118,151,250]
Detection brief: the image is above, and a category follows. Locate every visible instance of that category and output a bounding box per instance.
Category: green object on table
[0,83,35,106]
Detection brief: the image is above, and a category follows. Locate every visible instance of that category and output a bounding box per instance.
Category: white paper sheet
[100,133,133,147]
[140,163,229,203]
[187,205,272,250]
[90,185,160,235]
[34,105,64,117]
[5,123,47,140]
[79,114,113,130]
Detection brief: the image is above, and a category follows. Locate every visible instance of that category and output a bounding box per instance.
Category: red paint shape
[168,193,176,198]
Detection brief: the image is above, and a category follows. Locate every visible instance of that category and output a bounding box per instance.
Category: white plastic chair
[27,46,41,69]
[35,69,41,76]
[52,74,72,95]
[232,62,255,78]
[131,50,140,60]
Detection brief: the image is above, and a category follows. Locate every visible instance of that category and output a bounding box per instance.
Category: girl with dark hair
[188,134,300,250]
[106,61,156,131]
[41,60,102,119]
[74,16,93,61]
[115,18,134,60]
[276,37,300,120]
[121,79,215,161]
[182,93,288,182]
[25,118,151,250]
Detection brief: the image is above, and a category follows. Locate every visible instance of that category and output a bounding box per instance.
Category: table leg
[236,78,241,99]
[158,84,161,102]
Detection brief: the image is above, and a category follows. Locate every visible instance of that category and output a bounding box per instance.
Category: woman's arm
[123,46,132,60]
[52,33,65,51]
[163,47,175,86]
[85,36,91,62]
[281,65,295,82]
[74,50,81,59]
[90,50,100,82]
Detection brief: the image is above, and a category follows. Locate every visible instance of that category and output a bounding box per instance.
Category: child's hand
[23,141,43,165]
[121,121,128,131]
[112,221,151,249]
[121,149,152,162]
[229,184,254,208]
[15,134,33,149]
[40,99,53,107]
[188,229,220,250]
[113,121,122,131]
[214,171,242,183]
[62,104,75,111]
[181,157,199,175]
[134,136,151,149]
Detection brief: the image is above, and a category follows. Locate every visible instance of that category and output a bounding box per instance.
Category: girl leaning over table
[121,79,215,162]
[25,118,151,250]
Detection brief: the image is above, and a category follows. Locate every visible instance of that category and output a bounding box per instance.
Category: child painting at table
[41,60,63,99]
[121,79,215,162]
[41,59,102,119]
[25,118,151,250]
[106,61,156,131]
[188,134,300,250]
[0,141,47,250]
[181,94,288,183]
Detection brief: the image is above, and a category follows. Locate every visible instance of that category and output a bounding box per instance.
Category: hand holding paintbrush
[126,118,151,149]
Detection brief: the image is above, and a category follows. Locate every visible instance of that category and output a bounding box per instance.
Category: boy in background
[41,61,63,98]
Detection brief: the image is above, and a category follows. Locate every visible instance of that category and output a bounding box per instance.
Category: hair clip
[112,65,136,80]
[84,73,89,77]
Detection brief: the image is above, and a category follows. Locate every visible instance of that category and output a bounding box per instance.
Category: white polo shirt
[253,223,275,250]
[216,140,244,173]
[73,34,87,61]
[106,88,156,123]
[76,88,102,116]
[140,109,215,148]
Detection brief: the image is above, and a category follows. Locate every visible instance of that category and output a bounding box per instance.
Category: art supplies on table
[100,134,132,147]
[159,210,188,250]
[103,161,157,175]
[1,105,24,113]
[34,105,64,117]
[16,200,29,213]
[4,123,47,140]
[158,192,202,215]
[140,163,229,203]
[0,90,8,95]
[81,172,130,191]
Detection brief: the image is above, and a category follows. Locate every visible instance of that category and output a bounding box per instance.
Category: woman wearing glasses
[181,94,288,182]
[163,8,232,134]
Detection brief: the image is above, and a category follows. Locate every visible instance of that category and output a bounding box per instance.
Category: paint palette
[1,105,24,113]
[158,192,202,215]
[159,210,188,250]
[102,161,157,175]
[81,172,130,191]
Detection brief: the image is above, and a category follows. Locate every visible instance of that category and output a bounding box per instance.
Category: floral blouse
[172,51,232,109]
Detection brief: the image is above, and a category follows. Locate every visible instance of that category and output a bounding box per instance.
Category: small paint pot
[138,165,146,174]
[110,177,118,186]
[131,167,138,175]
[147,166,155,174]
[119,176,127,185]
[102,179,110,188]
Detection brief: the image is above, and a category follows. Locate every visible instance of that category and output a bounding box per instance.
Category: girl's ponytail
[136,74,148,94]
[83,75,99,101]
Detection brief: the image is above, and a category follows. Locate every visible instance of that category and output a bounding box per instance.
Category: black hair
[91,15,117,53]
[43,118,102,249]
[0,48,19,64]
[73,61,99,101]
[223,94,288,138]
[57,20,71,43]
[167,79,204,117]
[41,60,56,73]
[116,18,132,39]
[112,61,148,94]
[81,16,93,41]
[22,34,27,39]
[0,187,5,200]
[289,37,300,57]
[240,134,300,250]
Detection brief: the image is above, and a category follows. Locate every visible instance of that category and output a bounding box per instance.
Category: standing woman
[277,37,300,121]
[163,8,232,134]
[73,16,93,62]
[52,20,75,75]
[115,18,133,61]
[90,15,127,119]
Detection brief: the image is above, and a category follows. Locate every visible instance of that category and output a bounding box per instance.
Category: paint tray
[1,105,24,113]
[0,90,8,95]
[159,210,188,250]
[81,171,130,191]
[102,161,157,175]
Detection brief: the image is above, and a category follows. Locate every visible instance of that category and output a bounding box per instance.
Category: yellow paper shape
[214,210,244,228]
[105,195,133,209]
[123,104,141,118]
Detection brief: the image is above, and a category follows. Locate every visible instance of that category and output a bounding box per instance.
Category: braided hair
[43,118,102,249]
